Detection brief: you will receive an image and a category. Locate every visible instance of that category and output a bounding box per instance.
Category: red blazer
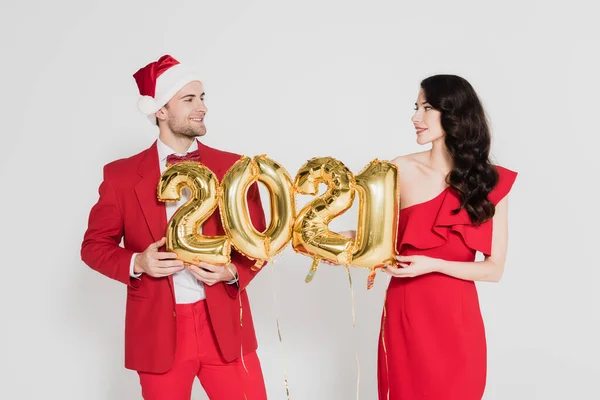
[81,140,267,373]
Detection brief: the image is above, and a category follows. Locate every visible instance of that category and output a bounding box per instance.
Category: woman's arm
[388,196,509,282]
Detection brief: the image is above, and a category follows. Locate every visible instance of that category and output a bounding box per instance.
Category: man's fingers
[156,260,184,268]
[152,266,185,277]
[188,265,214,280]
[197,262,221,272]
[148,259,184,270]
[155,252,179,260]
[188,266,220,286]
[149,237,166,249]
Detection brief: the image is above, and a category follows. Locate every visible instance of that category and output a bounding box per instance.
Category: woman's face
[411,89,445,145]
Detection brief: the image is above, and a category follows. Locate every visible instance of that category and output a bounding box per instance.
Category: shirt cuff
[130,253,142,279]
[225,273,239,285]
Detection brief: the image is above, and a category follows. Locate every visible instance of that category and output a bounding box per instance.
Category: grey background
[1,0,598,398]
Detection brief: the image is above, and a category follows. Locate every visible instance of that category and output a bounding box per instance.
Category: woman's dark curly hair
[420,74,499,225]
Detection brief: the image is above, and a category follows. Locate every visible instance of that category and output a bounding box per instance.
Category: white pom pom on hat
[136,95,159,115]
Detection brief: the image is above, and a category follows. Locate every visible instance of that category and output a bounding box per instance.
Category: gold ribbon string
[346,267,360,400]
[305,256,321,283]
[271,257,291,399]
[381,275,391,400]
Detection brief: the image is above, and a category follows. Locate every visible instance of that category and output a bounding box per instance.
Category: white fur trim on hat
[137,63,203,124]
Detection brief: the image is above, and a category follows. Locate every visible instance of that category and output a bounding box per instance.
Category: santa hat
[133,55,203,124]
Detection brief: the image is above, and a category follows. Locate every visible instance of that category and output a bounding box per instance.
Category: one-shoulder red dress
[378,166,517,400]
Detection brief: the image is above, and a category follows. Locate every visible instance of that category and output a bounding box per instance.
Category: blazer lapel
[134,141,167,242]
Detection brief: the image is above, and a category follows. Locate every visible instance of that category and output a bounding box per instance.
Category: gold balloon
[220,155,295,268]
[351,159,400,289]
[292,157,356,282]
[157,161,231,266]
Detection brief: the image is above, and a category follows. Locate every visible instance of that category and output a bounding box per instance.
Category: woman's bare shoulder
[391,151,429,176]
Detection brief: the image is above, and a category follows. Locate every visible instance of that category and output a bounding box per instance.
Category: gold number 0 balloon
[157,161,232,266]
[220,155,296,269]
[351,159,400,289]
[292,157,355,282]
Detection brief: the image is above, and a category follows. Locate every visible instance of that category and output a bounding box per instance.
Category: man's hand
[188,262,238,286]
[133,237,184,277]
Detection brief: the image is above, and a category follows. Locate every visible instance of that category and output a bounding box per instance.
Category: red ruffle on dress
[378,166,517,400]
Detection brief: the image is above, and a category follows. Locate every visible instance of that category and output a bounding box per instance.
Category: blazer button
[173,311,177,317]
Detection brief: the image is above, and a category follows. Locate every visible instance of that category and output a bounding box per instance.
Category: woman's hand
[384,255,440,278]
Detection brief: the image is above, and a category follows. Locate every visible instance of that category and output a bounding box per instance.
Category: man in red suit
[81,55,268,399]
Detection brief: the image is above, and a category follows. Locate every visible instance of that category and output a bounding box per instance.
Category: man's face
[157,81,207,138]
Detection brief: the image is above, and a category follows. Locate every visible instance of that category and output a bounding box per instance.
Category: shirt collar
[157,138,199,164]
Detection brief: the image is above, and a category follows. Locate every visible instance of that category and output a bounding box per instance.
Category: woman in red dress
[376,75,517,399]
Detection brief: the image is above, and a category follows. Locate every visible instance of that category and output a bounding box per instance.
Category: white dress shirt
[129,139,215,304]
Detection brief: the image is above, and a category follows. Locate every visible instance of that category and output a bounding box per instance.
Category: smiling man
[81,55,268,399]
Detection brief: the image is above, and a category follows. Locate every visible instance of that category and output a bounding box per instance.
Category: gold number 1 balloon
[351,159,400,289]
[220,155,295,269]
[157,161,231,266]
[292,157,356,282]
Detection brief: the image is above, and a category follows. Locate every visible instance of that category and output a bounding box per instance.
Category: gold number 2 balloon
[157,161,232,266]
[292,157,356,282]
[351,159,400,289]
[220,155,295,269]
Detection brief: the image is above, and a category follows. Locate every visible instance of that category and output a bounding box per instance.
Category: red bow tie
[166,149,201,165]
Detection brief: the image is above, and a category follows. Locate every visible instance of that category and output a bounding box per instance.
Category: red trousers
[138,300,267,400]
